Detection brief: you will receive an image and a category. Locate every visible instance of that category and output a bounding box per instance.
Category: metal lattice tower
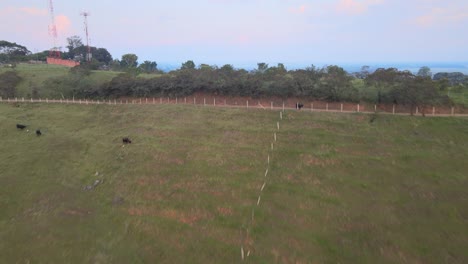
[48,0,60,58]
[80,11,92,62]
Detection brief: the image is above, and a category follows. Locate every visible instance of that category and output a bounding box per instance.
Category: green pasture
[0,102,466,263]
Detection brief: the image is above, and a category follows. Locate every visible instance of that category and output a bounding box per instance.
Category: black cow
[122,137,132,144]
[16,124,27,130]
[296,103,304,110]
[36,129,42,136]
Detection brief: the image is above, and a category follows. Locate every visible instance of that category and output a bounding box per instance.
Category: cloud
[335,0,384,15]
[289,5,307,14]
[413,6,468,27]
[20,7,47,16]
[55,15,72,35]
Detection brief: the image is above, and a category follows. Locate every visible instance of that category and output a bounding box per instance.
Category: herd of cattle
[16,124,41,136]
[17,123,132,144]
[14,103,306,142]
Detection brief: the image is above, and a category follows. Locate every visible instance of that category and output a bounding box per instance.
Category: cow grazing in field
[122,137,132,144]
[296,103,304,110]
[36,129,42,136]
[16,124,27,130]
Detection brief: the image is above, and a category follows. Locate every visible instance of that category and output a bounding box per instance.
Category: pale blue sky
[1,0,467,66]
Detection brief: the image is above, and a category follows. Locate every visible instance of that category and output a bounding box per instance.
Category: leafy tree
[93,48,113,65]
[435,78,450,91]
[181,60,195,70]
[317,65,356,101]
[139,61,158,73]
[220,64,234,73]
[66,45,112,65]
[66,36,83,51]
[120,54,139,68]
[266,63,287,75]
[0,40,31,62]
[365,68,414,104]
[417,66,432,78]
[392,76,445,116]
[355,65,370,79]
[66,35,83,59]
[100,73,136,98]
[199,64,216,70]
[27,50,49,61]
[433,72,466,85]
[256,63,268,74]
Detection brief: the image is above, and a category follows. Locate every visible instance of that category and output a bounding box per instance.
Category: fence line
[0,97,465,117]
[240,110,286,260]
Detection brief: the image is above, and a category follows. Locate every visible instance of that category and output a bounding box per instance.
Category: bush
[0,71,22,98]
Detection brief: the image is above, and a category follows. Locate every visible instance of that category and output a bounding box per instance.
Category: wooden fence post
[432,107,435,116]
[282,101,285,112]
[357,104,360,112]
[247,100,249,108]
[393,104,395,115]
[451,107,454,116]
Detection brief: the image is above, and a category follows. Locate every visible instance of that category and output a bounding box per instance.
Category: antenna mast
[80,11,92,62]
[48,0,60,58]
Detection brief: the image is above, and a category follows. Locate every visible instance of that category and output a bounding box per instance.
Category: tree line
[1,38,467,112]
[52,61,457,113]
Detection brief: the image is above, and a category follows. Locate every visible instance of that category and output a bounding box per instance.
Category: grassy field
[0,64,120,98]
[0,102,467,263]
[448,87,468,107]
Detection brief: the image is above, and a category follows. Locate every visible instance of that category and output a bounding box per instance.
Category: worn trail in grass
[0,103,467,263]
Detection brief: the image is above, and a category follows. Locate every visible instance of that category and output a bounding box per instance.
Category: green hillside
[0,103,467,263]
[0,64,120,99]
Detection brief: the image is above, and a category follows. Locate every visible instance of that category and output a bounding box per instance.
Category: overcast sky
[1,0,467,66]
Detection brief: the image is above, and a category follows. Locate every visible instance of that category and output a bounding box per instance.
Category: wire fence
[1,96,466,117]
